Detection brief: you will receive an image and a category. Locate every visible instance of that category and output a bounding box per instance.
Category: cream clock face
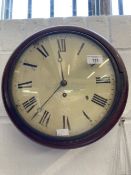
[2,26,128,148]
[11,33,115,137]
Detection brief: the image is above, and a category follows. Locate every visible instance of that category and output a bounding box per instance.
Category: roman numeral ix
[18,81,32,88]
[23,96,37,113]
[39,110,51,127]
[91,94,108,107]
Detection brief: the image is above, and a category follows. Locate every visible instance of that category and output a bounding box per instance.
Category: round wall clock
[2,26,128,148]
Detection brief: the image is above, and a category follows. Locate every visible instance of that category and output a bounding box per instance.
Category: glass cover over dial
[11,33,116,136]
[2,26,128,148]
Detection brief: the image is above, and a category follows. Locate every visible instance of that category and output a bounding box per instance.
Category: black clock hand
[32,78,67,120]
[32,52,67,120]
[58,51,65,81]
[32,84,62,119]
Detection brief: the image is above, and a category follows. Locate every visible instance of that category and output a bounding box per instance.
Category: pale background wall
[0,16,131,175]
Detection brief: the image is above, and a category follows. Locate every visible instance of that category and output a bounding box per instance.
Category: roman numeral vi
[63,115,71,130]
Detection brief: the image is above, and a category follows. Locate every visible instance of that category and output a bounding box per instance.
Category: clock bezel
[2,26,128,148]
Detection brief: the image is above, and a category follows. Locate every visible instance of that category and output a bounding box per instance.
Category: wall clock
[2,26,128,148]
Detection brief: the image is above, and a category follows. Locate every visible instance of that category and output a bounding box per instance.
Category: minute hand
[32,84,61,119]
[41,85,61,108]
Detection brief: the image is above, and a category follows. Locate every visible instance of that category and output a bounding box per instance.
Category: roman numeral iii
[96,76,111,83]
[23,96,37,113]
[91,94,108,107]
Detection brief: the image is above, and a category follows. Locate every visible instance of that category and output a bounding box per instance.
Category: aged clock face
[2,26,128,148]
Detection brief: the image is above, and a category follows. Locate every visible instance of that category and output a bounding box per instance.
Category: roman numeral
[57,39,66,52]
[36,45,49,58]
[63,116,71,130]
[91,94,108,107]
[82,110,92,122]
[77,43,85,55]
[39,110,51,127]
[96,76,111,83]
[18,81,32,88]
[23,96,37,113]
[23,62,37,68]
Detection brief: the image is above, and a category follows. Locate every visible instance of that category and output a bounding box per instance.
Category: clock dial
[10,33,115,137]
[2,26,128,148]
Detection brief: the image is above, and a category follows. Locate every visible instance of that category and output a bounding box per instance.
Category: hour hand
[58,51,65,81]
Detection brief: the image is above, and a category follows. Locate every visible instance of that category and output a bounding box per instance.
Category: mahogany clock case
[2,26,128,148]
